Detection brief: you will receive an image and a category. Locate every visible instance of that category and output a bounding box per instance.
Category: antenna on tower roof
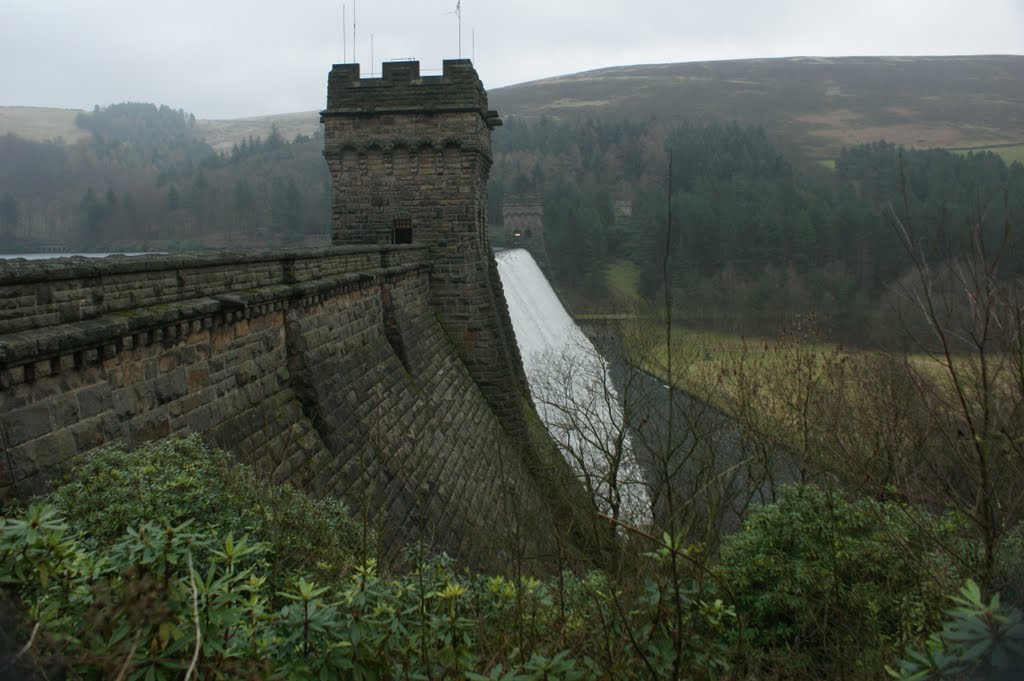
[455,1,462,58]
[342,3,347,63]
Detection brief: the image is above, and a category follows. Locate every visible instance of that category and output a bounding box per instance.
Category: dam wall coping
[0,262,428,375]
[0,245,432,336]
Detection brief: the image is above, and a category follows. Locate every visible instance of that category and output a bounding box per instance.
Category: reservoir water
[1,253,151,260]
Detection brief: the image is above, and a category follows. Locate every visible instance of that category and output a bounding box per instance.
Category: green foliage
[4,440,999,679]
[888,580,1024,680]
[718,484,961,678]
[0,503,733,679]
[0,437,747,679]
[995,523,1024,604]
[46,435,365,589]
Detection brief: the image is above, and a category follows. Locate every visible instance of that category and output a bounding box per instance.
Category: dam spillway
[495,248,651,526]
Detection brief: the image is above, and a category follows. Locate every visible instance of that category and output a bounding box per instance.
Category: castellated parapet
[322,60,501,245]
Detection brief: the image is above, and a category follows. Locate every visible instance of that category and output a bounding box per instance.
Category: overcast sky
[3,0,1023,119]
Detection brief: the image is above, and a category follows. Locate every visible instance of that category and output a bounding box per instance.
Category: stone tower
[502,195,548,270]
[321,59,532,442]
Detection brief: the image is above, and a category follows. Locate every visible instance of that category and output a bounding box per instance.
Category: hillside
[489,55,1024,159]
[0,106,320,153]
[194,111,321,152]
[2,56,1022,160]
[0,106,90,144]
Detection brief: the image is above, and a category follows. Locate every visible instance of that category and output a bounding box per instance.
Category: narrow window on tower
[393,218,412,244]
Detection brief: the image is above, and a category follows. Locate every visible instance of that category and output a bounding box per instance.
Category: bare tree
[888,194,1024,592]
[529,338,652,533]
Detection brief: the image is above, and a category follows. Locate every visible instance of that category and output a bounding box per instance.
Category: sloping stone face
[0,247,571,569]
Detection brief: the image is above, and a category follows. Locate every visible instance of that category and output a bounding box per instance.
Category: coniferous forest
[489,116,1024,343]
[0,103,330,253]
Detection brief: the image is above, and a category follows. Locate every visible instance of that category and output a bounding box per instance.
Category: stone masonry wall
[0,59,597,570]
[502,197,549,271]
[322,60,533,448]
[0,247,568,569]
[284,264,558,561]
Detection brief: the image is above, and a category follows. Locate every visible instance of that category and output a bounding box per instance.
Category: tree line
[3,102,1022,349]
[0,102,329,252]
[490,115,1024,345]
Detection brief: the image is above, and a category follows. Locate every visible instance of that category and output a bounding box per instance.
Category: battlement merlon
[323,59,502,129]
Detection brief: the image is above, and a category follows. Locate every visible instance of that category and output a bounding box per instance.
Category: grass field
[605,260,641,300]
[194,111,320,152]
[953,143,1024,165]
[0,105,321,152]
[491,56,1024,160]
[626,325,971,455]
[0,106,89,143]
[632,326,834,407]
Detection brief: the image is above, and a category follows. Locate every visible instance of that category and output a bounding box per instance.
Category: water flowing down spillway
[495,249,651,527]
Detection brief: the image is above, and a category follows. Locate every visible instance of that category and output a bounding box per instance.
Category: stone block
[23,429,76,473]
[158,353,178,374]
[154,370,188,405]
[128,412,170,445]
[1,445,38,487]
[111,388,138,420]
[1,365,25,388]
[0,404,51,446]
[186,367,209,392]
[32,359,52,379]
[70,418,108,452]
[49,395,80,428]
[76,385,112,418]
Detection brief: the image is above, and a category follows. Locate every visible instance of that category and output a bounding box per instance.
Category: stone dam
[0,60,595,570]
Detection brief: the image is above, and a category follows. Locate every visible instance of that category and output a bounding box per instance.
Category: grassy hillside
[0,106,320,152]
[0,106,90,143]
[489,55,1024,159]
[194,111,320,151]
[3,56,1022,160]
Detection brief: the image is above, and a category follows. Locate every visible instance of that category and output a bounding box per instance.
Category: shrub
[888,580,1024,680]
[0,504,610,679]
[45,435,367,588]
[0,500,736,678]
[718,483,962,679]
